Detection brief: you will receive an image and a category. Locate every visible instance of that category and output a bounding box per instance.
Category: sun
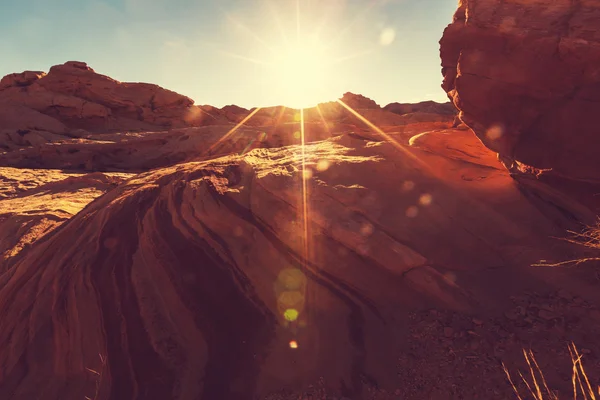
[220,1,378,109]
[269,37,334,109]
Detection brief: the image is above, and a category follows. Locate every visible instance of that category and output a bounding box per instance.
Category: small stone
[472,318,483,325]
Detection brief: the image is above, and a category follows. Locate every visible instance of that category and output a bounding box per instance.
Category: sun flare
[221,0,382,109]
[269,38,332,109]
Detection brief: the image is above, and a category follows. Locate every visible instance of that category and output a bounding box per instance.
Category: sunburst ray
[323,0,382,51]
[315,104,331,136]
[296,0,302,43]
[222,11,275,53]
[265,0,290,47]
[328,48,377,66]
[217,49,272,67]
[336,99,434,169]
[299,107,310,270]
[204,107,262,156]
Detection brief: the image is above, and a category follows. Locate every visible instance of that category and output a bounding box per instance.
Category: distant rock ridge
[0,62,458,153]
[0,61,215,136]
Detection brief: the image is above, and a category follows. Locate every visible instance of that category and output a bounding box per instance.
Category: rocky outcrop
[440,0,600,182]
[0,62,456,153]
[2,130,600,399]
[339,92,381,109]
[0,61,215,138]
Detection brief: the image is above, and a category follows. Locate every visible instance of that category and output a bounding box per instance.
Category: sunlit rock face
[440,0,600,181]
[0,61,216,142]
[339,92,381,110]
[2,130,600,399]
[0,168,132,267]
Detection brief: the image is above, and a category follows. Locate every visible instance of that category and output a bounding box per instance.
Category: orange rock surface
[1,123,600,398]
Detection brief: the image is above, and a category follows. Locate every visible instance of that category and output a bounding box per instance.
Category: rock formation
[2,5,600,395]
[2,130,600,399]
[0,61,217,144]
[0,61,454,154]
[440,0,600,182]
[339,92,381,109]
[383,100,455,116]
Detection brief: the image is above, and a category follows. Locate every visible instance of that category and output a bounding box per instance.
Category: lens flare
[284,308,300,321]
[205,107,262,156]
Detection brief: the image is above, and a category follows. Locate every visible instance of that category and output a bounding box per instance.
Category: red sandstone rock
[339,92,381,109]
[1,132,599,399]
[0,62,453,153]
[440,0,600,182]
[0,61,212,136]
[0,71,46,90]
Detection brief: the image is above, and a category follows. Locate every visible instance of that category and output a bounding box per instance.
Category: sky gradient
[0,0,458,108]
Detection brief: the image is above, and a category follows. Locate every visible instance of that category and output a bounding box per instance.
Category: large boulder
[440,0,600,181]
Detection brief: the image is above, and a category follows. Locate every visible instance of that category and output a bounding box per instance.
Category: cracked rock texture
[440,0,600,182]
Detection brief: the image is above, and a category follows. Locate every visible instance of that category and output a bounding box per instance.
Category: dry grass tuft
[534,220,600,267]
[84,353,106,400]
[503,343,599,400]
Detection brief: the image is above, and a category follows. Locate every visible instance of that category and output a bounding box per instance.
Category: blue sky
[0,0,457,108]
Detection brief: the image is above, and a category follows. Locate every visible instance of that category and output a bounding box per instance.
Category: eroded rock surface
[1,131,600,399]
[440,0,600,182]
[0,168,132,267]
